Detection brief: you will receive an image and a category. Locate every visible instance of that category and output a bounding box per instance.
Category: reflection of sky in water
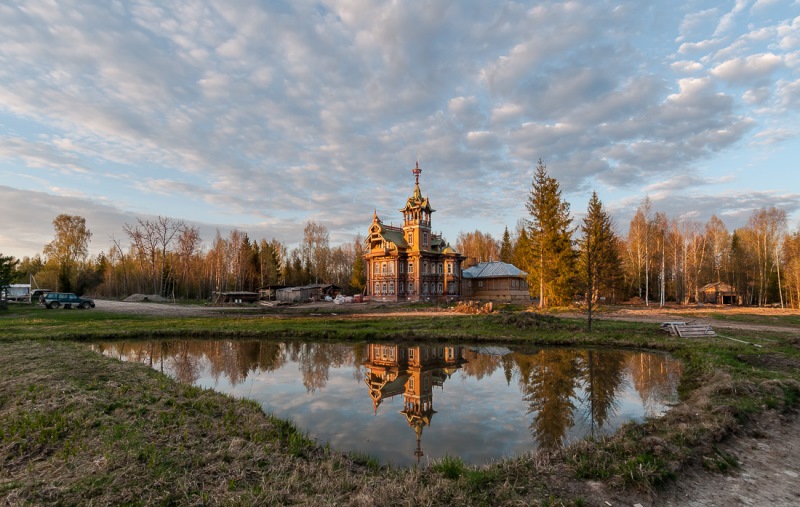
[99,342,681,467]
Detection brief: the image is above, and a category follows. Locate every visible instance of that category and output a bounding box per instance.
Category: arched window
[374,282,379,294]
[389,281,394,294]
[408,281,414,294]
[382,282,387,294]
[423,282,428,294]
[438,282,443,294]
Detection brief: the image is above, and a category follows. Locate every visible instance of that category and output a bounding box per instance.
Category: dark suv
[42,292,95,309]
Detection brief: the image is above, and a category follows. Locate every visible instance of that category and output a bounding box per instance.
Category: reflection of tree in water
[627,352,682,417]
[579,350,627,438]
[164,340,202,385]
[286,342,357,393]
[516,349,580,450]
[461,350,501,380]
[99,340,364,392]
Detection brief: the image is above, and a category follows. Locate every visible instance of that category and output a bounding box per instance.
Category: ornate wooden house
[364,163,466,302]
[363,343,466,462]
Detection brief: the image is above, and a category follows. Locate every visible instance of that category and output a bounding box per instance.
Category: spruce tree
[350,235,366,293]
[500,226,513,263]
[525,159,575,307]
[579,192,621,331]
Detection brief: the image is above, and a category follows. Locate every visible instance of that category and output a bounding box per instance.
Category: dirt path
[652,414,800,507]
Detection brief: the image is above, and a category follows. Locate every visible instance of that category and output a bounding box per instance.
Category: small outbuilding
[213,291,260,305]
[3,284,31,302]
[460,261,530,303]
[699,282,739,305]
[276,284,342,303]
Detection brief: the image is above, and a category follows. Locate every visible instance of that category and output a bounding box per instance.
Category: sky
[1,0,799,260]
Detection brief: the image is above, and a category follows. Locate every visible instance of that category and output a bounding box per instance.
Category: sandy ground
[90,299,800,506]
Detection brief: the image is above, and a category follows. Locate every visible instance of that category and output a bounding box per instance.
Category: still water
[94,340,681,467]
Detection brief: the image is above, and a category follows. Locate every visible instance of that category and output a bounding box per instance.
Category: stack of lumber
[660,321,716,337]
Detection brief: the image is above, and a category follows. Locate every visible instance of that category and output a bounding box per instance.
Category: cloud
[0,0,798,258]
[710,53,784,85]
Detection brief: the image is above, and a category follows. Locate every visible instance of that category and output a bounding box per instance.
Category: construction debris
[453,300,493,314]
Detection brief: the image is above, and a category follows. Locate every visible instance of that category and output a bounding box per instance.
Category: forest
[2,161,799,308]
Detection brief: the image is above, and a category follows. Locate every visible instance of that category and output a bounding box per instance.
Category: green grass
[1,304,799,504]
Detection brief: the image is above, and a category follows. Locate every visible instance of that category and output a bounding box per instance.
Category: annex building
[364,163,466,302]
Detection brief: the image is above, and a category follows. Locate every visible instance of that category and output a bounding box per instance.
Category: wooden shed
[276,284,342,303]
[461,261,530,303]
[700,282,739,305]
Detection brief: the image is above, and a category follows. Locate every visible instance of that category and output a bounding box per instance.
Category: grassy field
[1,304,799,506]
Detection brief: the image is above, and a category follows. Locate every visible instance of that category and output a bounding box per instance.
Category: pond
[93,340,682,467]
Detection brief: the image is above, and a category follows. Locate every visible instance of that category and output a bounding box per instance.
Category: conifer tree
[350,235,366,293]
[579,192,621,331]
[500,226,513,263]
[525,159,575,307]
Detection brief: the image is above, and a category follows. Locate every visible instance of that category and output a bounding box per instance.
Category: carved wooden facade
[364,163,466,302]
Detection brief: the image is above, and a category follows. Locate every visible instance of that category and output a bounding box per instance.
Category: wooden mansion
[364,163,467,302]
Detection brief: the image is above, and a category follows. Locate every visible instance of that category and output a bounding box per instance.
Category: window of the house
[438,282,443,293]
[423,282,428,294]
[408,281,414,293]
[408,232,413,245]
[400,262,405,273]
[447,263,452,274]
[382,262,387,274]
[478,280,483,288]
[373,263,379,275]
[374,282,379,294]
[399,282,404,293]
[409,262,414,273]
[423,232,428,246]
[389,281,394,294]
[423,261,428,273]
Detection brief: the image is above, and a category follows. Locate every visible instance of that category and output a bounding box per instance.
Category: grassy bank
[1,305,799,505]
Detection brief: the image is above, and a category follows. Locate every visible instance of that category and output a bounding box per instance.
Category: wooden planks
[660,321,716,337]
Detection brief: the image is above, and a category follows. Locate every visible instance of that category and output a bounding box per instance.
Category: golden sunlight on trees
[43,214,92,292]
[456,230,499,268]
[578,192,622,331]
[526,159,575,308]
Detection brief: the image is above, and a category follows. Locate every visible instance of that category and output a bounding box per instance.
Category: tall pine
[579,192,622,331]
[526,159,575,307]
[499,226,513,263]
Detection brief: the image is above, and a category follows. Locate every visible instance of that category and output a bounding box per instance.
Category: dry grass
[0,341,574,506]
[2,306,800,505]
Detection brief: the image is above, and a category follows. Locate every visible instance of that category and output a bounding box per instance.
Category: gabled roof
[699,282,737,293]
[381,228,408,249]
[462,261,527,279]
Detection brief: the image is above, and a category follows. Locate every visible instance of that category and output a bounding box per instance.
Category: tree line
[3,217,366,300]
[457,160,799,311]
[2,159,798,308]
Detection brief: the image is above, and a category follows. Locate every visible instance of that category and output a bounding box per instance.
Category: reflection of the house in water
[363,344,467,462]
